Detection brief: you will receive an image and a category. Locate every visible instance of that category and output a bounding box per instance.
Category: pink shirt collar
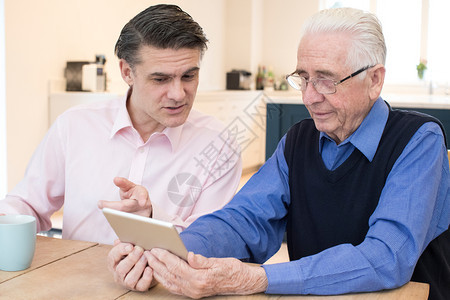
[109,91,183,152]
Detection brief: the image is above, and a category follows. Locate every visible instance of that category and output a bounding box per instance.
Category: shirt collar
[110,88,184,152]
[161,123,183,152]
[110,89,133,139]
[319,97,388,161]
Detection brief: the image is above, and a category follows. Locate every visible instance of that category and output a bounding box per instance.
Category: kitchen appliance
[65,61,90,91]
[82,55,107,92]
[65,55,106,92]
[226,70,252,90]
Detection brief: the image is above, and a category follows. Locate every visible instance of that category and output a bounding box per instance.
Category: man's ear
[119,59,134,87]
[368,64,385,101]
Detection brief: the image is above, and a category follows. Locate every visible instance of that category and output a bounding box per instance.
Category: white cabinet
[194,91,266,172]
[49,92,121,126]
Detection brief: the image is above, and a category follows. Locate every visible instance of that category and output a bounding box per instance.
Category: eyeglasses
[285,65,373,95]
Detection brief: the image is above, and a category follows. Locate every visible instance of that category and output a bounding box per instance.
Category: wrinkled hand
[107,240,156,291]
[98,177,152,217]
[146,249,268,299]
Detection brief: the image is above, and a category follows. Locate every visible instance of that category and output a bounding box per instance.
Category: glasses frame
[285,65,374,95]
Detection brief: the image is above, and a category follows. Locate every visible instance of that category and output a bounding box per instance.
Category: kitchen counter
[263,90,450,108]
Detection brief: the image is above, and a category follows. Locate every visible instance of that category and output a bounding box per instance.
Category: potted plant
[416,59,427,80]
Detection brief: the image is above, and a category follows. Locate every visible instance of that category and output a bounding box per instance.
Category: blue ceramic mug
[0,215,36,271]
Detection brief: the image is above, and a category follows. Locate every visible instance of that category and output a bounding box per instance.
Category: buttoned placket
[127,128,155,186]
[128,143,150,185]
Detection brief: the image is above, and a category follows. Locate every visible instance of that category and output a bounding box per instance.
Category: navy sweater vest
[284,108,449,300]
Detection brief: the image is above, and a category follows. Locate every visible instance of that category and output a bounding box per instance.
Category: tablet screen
[102,208,188,260]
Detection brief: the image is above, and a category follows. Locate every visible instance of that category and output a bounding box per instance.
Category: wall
[224,0,259,75]
[4,0,228,191]
[0,0,6,197]
[261,1,318,78]
[222,0,318,83]
[4,0,319,191]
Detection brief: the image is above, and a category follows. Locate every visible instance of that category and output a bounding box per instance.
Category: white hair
[301,7,386,70]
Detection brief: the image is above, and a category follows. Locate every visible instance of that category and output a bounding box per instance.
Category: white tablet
[102,208,188,261]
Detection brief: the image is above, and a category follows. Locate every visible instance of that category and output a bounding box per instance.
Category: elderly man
[0,4,242,244]
[108,8,449,299]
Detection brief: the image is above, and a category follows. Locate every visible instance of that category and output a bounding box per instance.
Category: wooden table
[0,236,429,299]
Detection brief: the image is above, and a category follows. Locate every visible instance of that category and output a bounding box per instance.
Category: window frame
[319,0,442,94]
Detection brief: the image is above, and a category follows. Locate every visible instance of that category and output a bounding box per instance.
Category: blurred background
[1,0,449,197]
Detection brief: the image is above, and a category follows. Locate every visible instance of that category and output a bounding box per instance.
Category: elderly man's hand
[145,248,268,298]
[107,240,156,292]
[98,177,152,217]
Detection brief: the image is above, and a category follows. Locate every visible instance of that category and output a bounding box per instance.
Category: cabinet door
[265,104,450,160]
[49,93,120,126]
[265,103,310,160]
[194,91,266,171]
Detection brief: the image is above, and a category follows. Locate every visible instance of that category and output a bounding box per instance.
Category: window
[376,0,422,84]
[0,0,6,197]
[427,0,450,89]
[320,0,449,90]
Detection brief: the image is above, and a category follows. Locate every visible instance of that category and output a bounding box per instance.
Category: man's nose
[302,81,324,106]
[167,79,186,101]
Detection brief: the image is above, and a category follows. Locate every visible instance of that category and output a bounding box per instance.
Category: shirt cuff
[180,231,211,257]
[262,261,303,294]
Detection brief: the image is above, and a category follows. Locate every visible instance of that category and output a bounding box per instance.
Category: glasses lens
[315,79,336,94]
[286,75,302,90]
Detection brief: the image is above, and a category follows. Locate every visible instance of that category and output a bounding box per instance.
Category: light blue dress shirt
[180,98,450,295]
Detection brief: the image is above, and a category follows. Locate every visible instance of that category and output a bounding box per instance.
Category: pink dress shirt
[0,95,242,244]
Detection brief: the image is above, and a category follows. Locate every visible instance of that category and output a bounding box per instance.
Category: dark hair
[114,4,208,67]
